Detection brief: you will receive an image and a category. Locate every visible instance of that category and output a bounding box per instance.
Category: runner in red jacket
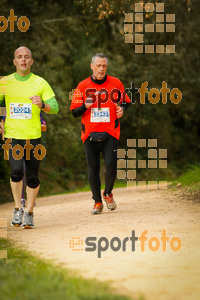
[70,53,131,214]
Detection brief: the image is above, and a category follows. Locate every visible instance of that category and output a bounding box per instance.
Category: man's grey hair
[91,53,108,64]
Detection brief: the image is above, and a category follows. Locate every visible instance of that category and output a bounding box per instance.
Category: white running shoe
[22,211,35,229]
[11,208,24,227]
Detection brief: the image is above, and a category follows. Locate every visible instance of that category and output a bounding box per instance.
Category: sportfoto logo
[1,139,46,161]
[69,230,181,258]
[69,81,182,106]
[124,2,175,53]
[0,9,30,32]
[117,138,168,190]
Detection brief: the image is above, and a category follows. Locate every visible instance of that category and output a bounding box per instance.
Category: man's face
[91,57,107,80]
[13,47,33,75]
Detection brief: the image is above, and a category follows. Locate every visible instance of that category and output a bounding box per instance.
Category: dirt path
[0,187,200,300]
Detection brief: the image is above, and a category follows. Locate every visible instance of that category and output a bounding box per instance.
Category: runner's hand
[85,97,95,109]
[0,121,4,140]
[85,91,99,109]
[29,95,42,108]
[0,121,4,134]
[115,103,123,118]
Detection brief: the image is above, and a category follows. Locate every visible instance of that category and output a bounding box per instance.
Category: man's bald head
[13,46,33,76]
[14,46,32,59]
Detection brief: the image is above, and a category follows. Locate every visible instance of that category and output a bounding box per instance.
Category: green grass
[41,180,127,197]
[70,180,127,193]
[0,239,141,300]
[172,163,200,190]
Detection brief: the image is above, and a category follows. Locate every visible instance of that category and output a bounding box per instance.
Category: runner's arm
[0,121,4,133]
[118,82,131,111]
[0,98,5,136]
[72,104,87,118]
[120,102,131,111]
[0,118,4,137]
[43,97,59,114]
[30,96,59,114]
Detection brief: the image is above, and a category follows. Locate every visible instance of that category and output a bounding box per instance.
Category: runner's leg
[24,138,41,212]
[21,160,26,208]
[26,185,40,212]
[84,141,102,202]
[8,139,24,208]
[10,180,23,208]
[102,136,118,195]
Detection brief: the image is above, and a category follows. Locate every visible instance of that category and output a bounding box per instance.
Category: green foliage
[173,163,200,189]
[0,238,132,300]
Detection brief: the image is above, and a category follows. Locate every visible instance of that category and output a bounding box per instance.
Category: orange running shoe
[103,192,117,211]
[91,202,103,215]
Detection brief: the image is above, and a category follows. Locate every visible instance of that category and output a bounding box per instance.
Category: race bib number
[90,108,110,122]
[10,103,32,119]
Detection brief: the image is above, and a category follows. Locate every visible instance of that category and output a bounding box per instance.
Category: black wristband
[41,101,45,109]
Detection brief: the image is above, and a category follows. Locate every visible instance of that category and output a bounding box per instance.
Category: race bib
[10,103,32,119]
[91,108,110,122]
